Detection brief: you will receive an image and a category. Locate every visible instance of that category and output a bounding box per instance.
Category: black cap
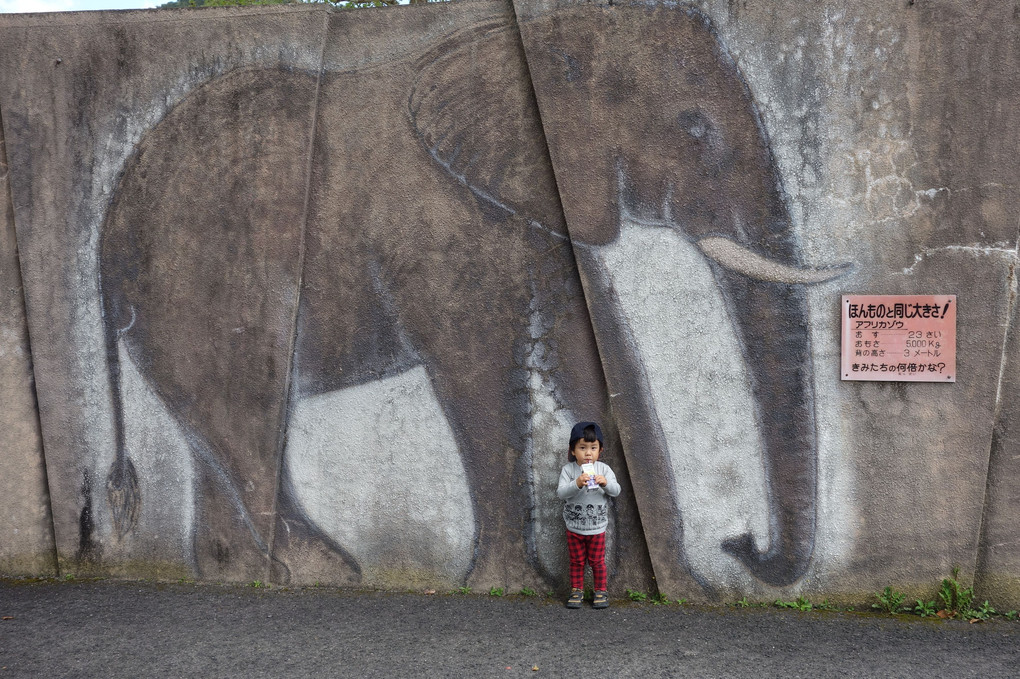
[569,421,604,449]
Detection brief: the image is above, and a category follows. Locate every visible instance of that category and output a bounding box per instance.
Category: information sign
[841,295,956,382]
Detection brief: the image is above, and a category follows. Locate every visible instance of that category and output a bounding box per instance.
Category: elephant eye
[677,110,712,140]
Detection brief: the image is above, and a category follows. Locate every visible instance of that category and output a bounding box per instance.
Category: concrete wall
[0,0,1018,606]
[0,107,55,576]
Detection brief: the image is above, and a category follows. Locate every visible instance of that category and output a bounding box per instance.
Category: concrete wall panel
[517,0,1020,602]
[706,0,1020,601]
[980,289,1020,603]
[0,109,55,576]
[0,6,326,580]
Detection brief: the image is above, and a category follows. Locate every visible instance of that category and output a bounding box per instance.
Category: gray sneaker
[566,589,584,609]
[593,590,609,609]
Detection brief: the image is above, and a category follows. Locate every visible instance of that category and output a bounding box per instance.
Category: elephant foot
[268,513,362,588]
[465,539,550,593]
[721,533,812,587]
[193,524,272,584]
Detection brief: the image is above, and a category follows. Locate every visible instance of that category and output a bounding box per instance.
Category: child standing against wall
[557,421,621,609]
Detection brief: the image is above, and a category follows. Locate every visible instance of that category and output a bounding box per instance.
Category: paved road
[1,579,1017,678]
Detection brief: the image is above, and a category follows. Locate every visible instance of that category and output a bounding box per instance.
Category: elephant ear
[409,20,567,237]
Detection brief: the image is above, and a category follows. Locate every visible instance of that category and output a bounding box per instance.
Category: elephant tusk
[697,236,852,284]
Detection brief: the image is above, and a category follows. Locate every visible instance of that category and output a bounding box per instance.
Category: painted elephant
[99,1,845,591]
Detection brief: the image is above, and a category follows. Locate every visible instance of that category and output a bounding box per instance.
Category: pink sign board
[841,295,956,382]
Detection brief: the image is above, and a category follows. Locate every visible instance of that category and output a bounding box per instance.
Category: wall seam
[263,7,331,585]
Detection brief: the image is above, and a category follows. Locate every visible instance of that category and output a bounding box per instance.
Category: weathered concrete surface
[0,0,656,596]
[909,0,1020,607]
[0,0,1019,608]
[513,0,1020,602]
[0,5,327,581]
[0,113,55,576]
[693,0,1020,601]
[980,280,1020,605]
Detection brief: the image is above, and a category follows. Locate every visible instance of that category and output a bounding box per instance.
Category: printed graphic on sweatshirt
[565,503,608,528]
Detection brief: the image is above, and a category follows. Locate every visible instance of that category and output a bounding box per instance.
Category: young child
[557,421,620,609]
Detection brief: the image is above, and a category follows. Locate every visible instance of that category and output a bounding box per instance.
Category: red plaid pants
[566,530,607,591]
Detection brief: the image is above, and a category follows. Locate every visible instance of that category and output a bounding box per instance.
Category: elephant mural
[98,1,846,592]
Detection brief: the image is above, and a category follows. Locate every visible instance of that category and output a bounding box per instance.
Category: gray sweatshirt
[556,460,621,535]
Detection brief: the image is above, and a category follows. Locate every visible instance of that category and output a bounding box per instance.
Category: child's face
[572,439,601,465]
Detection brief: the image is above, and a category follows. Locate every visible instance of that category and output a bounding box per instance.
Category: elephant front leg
[420,338,541,592]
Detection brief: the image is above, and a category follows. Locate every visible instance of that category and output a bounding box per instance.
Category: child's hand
[576,473,591,489]
[594,474,608,487]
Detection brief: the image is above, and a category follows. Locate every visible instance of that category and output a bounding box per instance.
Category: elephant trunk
[715,267,818,587]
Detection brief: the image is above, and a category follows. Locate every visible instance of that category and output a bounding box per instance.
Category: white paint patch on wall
[116,343,195,568]
[600,220,770,591]
[524,295,577,581]
[285,365,475,586]
[521,290,617,583]
[524,370,575,583]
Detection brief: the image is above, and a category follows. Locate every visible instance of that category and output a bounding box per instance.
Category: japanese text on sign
[841,295,956,382]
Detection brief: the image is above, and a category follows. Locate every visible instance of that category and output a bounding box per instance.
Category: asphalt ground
[1,579,1018,678]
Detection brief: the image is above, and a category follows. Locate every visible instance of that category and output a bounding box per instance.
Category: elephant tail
[103,301,141,540]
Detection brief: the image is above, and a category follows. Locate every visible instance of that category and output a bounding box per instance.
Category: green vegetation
[913,599,937,617]
[971,600,996,621]
[159,0,298,7]
[937,567,974,619]
[488,586,504,597]
[625,588,647,602]
[774,596,813,612]
[872,586,907,614]
[518,587,537,597]
[815,599,836,611]
[718,567,1017,623]
[454,585,471,595]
